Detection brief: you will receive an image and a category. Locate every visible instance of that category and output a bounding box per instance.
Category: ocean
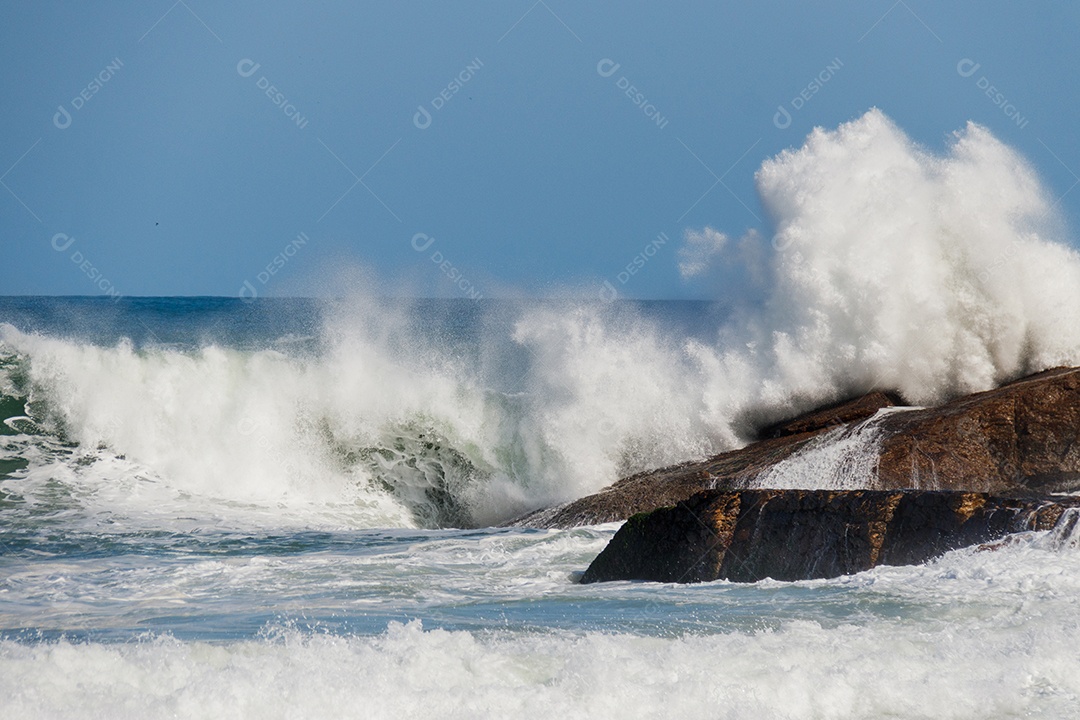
[2,296,1080,719]
[5,110,1080,717]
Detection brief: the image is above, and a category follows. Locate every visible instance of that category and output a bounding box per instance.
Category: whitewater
[4,109,1080,718]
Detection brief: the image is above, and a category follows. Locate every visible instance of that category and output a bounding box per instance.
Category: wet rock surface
[579,489,1080,584]
[517,367,1080,529]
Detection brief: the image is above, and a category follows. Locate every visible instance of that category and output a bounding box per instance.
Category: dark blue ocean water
[0,295,727,347]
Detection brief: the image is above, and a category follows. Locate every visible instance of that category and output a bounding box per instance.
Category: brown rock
[579,489,1080,584]
[510,431,817,527]
[759,390,901,439]
[516,367,1080,529]
[876,367,1080,493]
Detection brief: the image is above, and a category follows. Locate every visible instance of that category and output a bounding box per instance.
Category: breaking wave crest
[681,108,1080,442]
[3,110,1079,528]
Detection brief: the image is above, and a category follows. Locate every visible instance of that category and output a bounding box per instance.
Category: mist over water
[2,110,1080,531]
[683,108,1080,441]
[0,299,720,530]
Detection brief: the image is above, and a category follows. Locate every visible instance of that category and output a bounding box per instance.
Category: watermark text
[49,233,122,300]
[597,59,669,130]
[414,58,483,130]
[239,231,309,301]
[237,59,310,130]
[411,233,483,299]
[53,57,124,129]
[957,59,1029,130]
[600,232,669,301]
[773,57,843,129]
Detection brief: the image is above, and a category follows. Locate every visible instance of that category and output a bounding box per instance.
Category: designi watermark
[237,59,310,130]
[411,233,483,299]
[50,233,122,300]
[53,57,124,130]
[773,57,843,130]
[597,59,669,130]
[239,231,309,302]
[413,58,483,130]
[600,232,669,301]
[957,59,1029,130]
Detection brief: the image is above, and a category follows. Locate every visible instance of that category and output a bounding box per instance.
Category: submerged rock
[579,489,1080,584]
[518,367,1080,529]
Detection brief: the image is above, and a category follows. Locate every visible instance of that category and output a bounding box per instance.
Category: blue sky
[1,1,1077,299]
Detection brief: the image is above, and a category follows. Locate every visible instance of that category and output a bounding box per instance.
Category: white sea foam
[3,110,1079,524]
[0,315,494,529]
[3,592,1080,719]
[752,408,907,490]
[512,108,1080,473]
[0,300,723,529]
[504,109,1080,488]
[3,488,1080,719]
[680,108,1080,441]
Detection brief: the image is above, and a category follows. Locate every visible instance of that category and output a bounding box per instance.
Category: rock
[758,390,901,439]
[512,432,820,528]
[876,367,1080,494]
[517,367,1080,528]
[579,489,1080,584]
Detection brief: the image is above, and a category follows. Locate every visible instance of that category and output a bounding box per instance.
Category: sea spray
[0,313,491,529]
[752,407,917,490]
[508,111,1080,488]
[3,111,1080,526]
[678,108,1080,439]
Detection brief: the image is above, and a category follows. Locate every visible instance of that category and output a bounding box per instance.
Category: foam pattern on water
[3,523,1080,719]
